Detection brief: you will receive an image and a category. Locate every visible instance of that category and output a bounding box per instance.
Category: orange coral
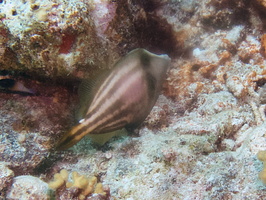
[164,61,220,112]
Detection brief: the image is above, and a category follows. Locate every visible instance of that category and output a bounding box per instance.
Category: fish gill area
[1,0,266,199]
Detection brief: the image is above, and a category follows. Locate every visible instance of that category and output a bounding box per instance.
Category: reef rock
[1,0,266,199]
[0,163,14,199]
[6,175,49,200]
[0,0,176,80]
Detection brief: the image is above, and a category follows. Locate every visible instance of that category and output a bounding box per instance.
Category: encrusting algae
[48,169,107,200]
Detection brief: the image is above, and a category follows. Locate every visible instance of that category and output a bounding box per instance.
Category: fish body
[0,72,34,95]
[56,48,170,150]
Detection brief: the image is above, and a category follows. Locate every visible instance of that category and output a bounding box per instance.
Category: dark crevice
[108,1,179,57]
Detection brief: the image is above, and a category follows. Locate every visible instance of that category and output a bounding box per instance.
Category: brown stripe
[70,64,144,139]
[87,61,140,116]
[93,118,129,134]
[87,69,144,130]
[69,120,94,140]
[92,59,139,104]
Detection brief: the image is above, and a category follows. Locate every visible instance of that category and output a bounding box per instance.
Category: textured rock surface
[0,81,75,174]
[1,0,266,199]
[0,163,14,199]
[6,175,49,200]
[0,0,176,79]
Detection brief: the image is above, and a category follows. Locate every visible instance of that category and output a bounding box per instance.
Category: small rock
[6,175,49,200]
[0,163,14,199]
[259,84,266,104]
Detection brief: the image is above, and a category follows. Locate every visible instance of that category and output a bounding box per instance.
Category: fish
[0,71,34,95]
[56,48,171,150]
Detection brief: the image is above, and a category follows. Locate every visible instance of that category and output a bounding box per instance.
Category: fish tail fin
[55,125,85,151]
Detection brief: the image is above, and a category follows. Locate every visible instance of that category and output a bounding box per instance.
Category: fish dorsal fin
[75,70,110,121]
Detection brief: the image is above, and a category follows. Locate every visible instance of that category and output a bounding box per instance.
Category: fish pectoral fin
[76,70,110,122]
[88,129,128,146]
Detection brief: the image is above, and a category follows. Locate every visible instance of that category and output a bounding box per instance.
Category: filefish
[0,71,34,95]
[56,48,171,150]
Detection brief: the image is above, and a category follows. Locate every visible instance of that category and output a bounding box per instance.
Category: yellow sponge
[257,150,266,161]
[48,169,68,189]
[257,150,266,184]
[259,168,266,184]
[48,169,106,199]
[69,171,89,189]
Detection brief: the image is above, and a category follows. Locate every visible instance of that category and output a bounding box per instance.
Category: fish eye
[0,79,16,88]
[140,53,151,67]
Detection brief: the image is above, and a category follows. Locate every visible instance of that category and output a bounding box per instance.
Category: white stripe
[79,118,85,123]
[99,115,130,131]
[82,69,144,132]
[88,60,139,113]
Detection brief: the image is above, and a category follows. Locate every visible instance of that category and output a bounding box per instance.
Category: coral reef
[0,78,76,174]
[0,0,176,79]
[1,0,266,199]
[48,169,109,200]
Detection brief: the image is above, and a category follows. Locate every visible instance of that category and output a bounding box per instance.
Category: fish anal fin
[88,129,127,146]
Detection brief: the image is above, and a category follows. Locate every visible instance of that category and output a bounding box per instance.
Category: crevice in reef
[107,1,179,57]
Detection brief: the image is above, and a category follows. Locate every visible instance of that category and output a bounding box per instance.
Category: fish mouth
[159,54,171,61]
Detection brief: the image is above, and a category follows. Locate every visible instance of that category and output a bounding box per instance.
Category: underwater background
[1,0,266,199]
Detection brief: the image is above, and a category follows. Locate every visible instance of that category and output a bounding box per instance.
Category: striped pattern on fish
[56,48,170,150]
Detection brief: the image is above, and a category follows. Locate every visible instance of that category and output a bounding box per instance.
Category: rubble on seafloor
[1,0,266,199]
